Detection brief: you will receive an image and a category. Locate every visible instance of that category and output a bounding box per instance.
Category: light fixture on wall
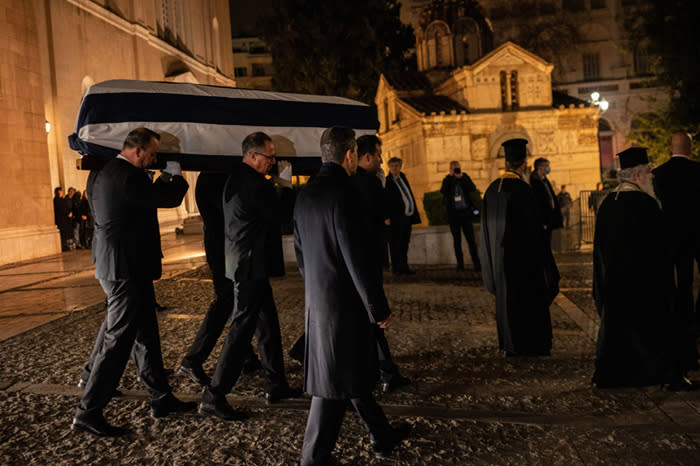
[45,120,51,133]
[589,92,608,113]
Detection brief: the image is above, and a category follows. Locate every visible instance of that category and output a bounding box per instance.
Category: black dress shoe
[662,377,700,392]
[198,400,248,421]
[371,422,411,458]
[264,386,303,405]
[150,393,197,418]
[178,364,211,386]
[77,378,122,397]
[71,416,127,437]
[381,374,411,394]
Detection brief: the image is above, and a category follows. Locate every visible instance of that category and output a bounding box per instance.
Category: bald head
[671,131,692,156]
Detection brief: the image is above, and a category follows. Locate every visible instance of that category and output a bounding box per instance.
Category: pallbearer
[480,138,559,357]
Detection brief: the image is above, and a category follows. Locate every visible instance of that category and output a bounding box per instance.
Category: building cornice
[66,0,235,86]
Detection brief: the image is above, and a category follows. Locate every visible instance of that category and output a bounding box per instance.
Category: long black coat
[385,172,421,225]
[480,172,559,355]
[530,174,563,231]
[294,163,391,399]
[653,156,700,256]
[53,196,71,233]
[87,158,189,281]
[592,189,684,386]
[223,163,294,281]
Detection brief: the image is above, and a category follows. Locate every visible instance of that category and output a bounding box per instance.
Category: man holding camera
[441,161,481,271]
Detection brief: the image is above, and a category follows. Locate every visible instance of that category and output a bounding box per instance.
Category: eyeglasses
[253,151,276,161]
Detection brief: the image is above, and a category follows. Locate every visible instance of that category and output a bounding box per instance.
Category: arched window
[510,70,519,110]
[426,22,450,68]
[453,18,481,66]
[212,17,221,70]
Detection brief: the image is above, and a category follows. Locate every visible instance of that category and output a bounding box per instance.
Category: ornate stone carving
[490,53,526,67]
[537,132,557,154]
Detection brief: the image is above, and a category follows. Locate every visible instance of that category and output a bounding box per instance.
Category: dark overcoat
[653,157,700,256]
[385,172,421,225]
[294,163,391,399]
[87,157,188,281]
[196,172,229,276]
[529,174,563,231]
[480,173,559,355]
[222,163,294,282]
[350,166,387,273]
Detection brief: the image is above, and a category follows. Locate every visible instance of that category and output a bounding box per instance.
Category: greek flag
[68,80,379,172]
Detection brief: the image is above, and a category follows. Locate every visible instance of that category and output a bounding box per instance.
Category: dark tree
[624,0,700,161]
[258,0,415,103]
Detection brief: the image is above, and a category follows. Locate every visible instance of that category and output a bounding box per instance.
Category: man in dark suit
[440,161,481,271]
[654,131,700,337]
[198,132,299,421]
[295,127,408,465]
[385,157,421,275]
[354,135,411,393]
[53,187,72,251]
[72,128,195,437]
[177,172,262,386]
[530,157,563,246]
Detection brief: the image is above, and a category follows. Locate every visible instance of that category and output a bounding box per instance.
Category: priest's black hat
[502,138,528,163]
[617,147,649,169]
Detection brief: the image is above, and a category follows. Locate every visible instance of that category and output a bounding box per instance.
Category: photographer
[440,161,481,271]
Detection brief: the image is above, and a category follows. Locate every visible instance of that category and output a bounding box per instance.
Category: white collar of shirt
[671,154,689,159]
[116,154,128,162]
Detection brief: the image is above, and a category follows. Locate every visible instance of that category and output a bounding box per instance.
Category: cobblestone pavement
[0,243,699,465]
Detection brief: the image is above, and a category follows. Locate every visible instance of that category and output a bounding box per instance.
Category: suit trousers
[300,395,392,465]
[389,217,412,272]
[76,279,170,420]
[448,215,480,269]
[673,251,700,320]
[206,278,286,398]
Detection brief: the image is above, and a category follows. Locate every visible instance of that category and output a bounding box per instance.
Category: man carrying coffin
[480,138,559,357]
[72,128,195,437]
[592,147,695,389]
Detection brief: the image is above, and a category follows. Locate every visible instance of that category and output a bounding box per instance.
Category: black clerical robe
[592,187,685,387]
[480,171,559,356]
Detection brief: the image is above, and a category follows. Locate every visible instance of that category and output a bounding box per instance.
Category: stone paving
[0,236,699,465]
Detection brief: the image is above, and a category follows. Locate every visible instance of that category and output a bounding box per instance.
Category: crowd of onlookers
[53,186,93,251]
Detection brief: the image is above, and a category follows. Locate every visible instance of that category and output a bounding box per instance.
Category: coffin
[68,80,379,174]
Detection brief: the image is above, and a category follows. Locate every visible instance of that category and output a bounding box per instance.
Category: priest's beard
[639,173,656,199]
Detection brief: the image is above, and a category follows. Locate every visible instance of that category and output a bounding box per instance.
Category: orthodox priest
[480,138,559,357]
[592,147,694,389]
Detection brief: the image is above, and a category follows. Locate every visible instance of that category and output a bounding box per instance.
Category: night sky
[229,0,275,37]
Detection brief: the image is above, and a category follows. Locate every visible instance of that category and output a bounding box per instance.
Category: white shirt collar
[671,154,689,159]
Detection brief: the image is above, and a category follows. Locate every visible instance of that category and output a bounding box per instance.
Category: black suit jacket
[385,172,421,225]
[653,156,700,254]
[195,172,229,276]
[530,174,563,231]
[440,173,478,220]
[87,157,189,281]
[350,167,386,270]
[223,163,294,282]
[294,163,391,399]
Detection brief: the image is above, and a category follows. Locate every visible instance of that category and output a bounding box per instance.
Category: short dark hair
[387,157,402,166]
[54,187,63,197]
[561,185,566,190]
[242,132,272,156]
[534,157,549,169]
[122,127,160,151]
[320,126,356,164]
[356,134,381,157]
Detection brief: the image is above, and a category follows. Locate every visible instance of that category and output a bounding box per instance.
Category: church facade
[376,1,600,224]
[0,0,234,265]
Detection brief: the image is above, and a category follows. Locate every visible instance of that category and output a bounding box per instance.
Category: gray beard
[639,176,656,199]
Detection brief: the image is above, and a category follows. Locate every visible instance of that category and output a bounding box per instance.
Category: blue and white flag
[68,80,379,172]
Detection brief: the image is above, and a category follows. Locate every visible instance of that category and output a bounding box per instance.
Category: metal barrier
[578,190,608,245]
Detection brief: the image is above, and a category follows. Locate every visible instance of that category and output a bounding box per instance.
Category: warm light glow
[45,120,51,133]
[590,91,600,102]
[599,100,609,111]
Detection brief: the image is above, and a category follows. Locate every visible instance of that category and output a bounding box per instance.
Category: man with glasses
[199,132,300,421]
